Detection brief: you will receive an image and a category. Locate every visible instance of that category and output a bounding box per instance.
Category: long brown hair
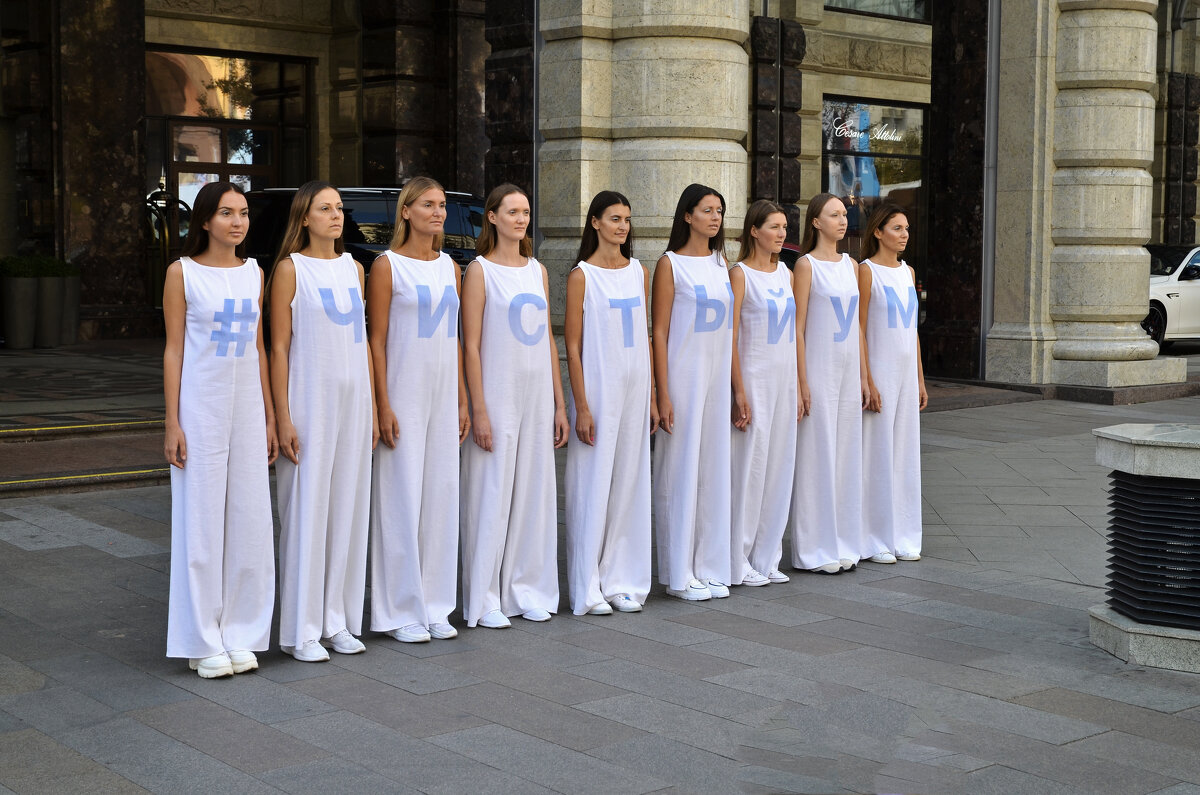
[389,176,446,253]
[577,190,633,264]
[180,182,247,259]
[735,199,787,264]
[799,192,838,256]
[859,202,908,262]
[476,183,533,258]
[666,183,726,255]
[272,181,345,271]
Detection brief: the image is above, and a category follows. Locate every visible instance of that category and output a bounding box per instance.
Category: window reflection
[825,0,927,21]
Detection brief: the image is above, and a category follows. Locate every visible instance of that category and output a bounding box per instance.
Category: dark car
[244,187,485,271]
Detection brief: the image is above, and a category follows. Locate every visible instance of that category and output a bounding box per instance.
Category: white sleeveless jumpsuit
[862,259,922,558]
[730,261,797,582]
[791,252,863,569]
[653,250,733,591]
[565,259,652,614]
[370,250,461,632]
[167,257,274,659]
[277,252,373,647]
[460,256,559,626]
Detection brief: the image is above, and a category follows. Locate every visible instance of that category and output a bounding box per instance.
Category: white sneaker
[869,552,897,564]
[226,649,258,674]
[667,579,712,601]
[767,569,790,584]
[897,551,922,562]
[706,579,730,598]
[386,624,430,644]
[189,653,233,679]
[327,629,366,654]
[282,640,330,663]
[741,569,770,587]
[587,602,613,615]
[812,562,842,575]
[429,622,458,640]
[839,558,858,572]
[611,594,642,612]
[522,608,552,622]
[477,610,511,629]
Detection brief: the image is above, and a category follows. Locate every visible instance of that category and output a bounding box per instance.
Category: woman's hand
[732,390,751,431]
[554,406,570,449]
[371,412,380,451]
[378,405,399,449]
[472,409,493,452]
[266,423,279,465]
[575,407,595,446]
[649,397,660,435]
[458,401,471,444]
[918,381,929,411]
[164,424,187,469]
[866,381,882,413]
[658,396,674,434]
[278,418,300,464]
[798,383,811,421]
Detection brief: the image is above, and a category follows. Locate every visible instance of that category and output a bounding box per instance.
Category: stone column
[1049,0,1184,386]
[538,0,749,316]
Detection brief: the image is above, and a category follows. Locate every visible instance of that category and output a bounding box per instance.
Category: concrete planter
[35,276,63,348]
[2,276,38,349]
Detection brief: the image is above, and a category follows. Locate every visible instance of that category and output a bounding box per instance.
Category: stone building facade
[0,0,1193,387]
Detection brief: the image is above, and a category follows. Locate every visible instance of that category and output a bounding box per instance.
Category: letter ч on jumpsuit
[319,287,365,343]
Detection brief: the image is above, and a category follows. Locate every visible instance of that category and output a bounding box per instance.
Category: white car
[1144,244,1200,348]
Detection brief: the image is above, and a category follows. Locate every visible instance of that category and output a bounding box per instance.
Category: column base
[984,322,1056,384]
[1052,356,1186,388]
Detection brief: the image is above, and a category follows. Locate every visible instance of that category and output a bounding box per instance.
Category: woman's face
[592,203,631,249]
[685,194,724,240]
[489,192,531,243]
[874,212,910,256]
[751,212,788,256]
[402,188,447,237]
[202,191,249,248]
[812,198,848,242]
[303,188,344,242]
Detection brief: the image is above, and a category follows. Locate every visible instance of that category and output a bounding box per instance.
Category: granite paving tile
[287,671,490,737]
[256,757,417,794]
[1011,688,1200,751]
[796,617,995,665]
[702,667,862,708]
[665,611,862,656]
[963,764,1091,795]
[0,686,117,736]
[432,681,645,751]
[159,666,335,724]
[431,648,627,705]
[0,729,147,794]
[564,626,753,675]
[587,733,747,792]
[28,653,191,712]
[428,724,662,795]
[323,643,483,694]
[60,718,276,794]
[576,693,748,757]
[1065,731,1200,785]
[131,699,327,774]
[772,592,965,635]
[570,658,776,718]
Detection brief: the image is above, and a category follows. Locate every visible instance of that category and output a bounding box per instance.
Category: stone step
[0,424,169,496]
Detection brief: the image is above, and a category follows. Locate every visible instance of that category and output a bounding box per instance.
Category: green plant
[0,255,78,278]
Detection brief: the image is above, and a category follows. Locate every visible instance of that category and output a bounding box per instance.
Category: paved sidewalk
[1,395,1200,794]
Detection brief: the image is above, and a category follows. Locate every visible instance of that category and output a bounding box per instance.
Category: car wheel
[1142,304,1167,346]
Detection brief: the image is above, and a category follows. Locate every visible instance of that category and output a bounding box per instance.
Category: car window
[443,203,469,250]
[343,198,393,247]
[1150,255,1176,276]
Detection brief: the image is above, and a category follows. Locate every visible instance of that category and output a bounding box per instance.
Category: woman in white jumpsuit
[163,181,277,679]
[652,183,734,601]
[460,184,569,628]
[564,190,656,616]
[791,193,869,575]
[858,203,926,564]
[729,200,797,587]
[367,176,470,643]
[271,182,376,662]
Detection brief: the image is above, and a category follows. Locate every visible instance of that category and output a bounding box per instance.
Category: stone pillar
[987,0,1059,384]
[58,0,153,336]
[538,1,749,316]
[1049,0,1184,386]
[484,0,536,194]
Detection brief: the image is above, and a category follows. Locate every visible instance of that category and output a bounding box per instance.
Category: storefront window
[824,1,928,21]
[822,97,927,264]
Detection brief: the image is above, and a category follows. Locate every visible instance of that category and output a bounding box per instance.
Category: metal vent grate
[1107,470,1200,631]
